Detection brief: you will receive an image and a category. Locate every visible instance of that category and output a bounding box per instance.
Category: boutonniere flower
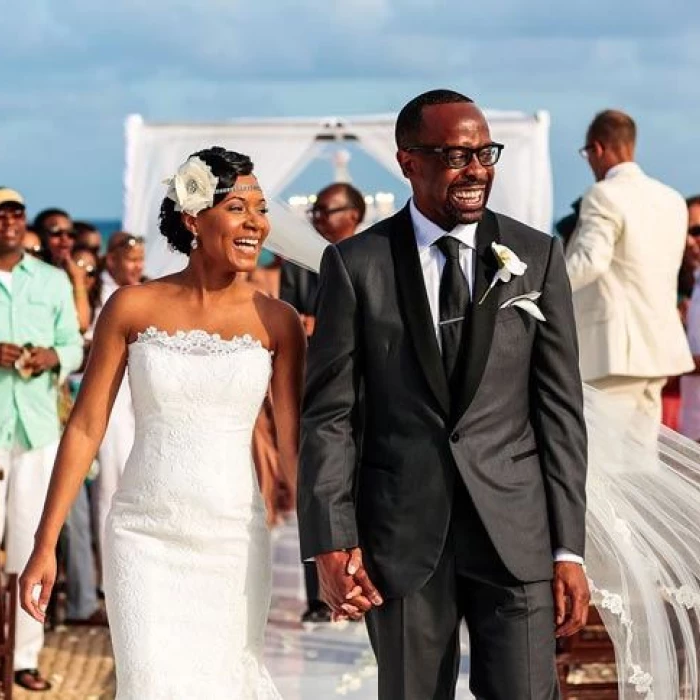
[478,242,527,304]
[500,291,546,322]
[163,156,219,216]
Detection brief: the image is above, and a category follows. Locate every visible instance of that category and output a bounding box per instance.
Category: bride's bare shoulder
[96,277,182,338]
[254,292,305,350]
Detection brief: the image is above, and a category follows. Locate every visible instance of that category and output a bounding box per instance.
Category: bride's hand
[19,546,57,623]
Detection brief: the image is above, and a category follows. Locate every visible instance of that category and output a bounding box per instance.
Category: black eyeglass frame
[306,205,357,220]
[403,142,505,169]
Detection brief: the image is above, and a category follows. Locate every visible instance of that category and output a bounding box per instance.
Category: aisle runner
[267,518,474,699]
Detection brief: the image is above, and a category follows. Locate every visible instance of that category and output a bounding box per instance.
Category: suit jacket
[566,162,693,382]
[298,206,588,598]
[279,262,319,316]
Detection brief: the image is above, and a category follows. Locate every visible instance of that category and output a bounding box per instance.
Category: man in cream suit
[566,109,693,432]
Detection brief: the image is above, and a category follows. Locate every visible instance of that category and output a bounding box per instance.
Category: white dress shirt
[409,200,583,566]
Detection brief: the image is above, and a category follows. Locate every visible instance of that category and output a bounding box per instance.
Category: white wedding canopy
[123,111,553,277]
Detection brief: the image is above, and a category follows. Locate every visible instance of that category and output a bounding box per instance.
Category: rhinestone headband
[215,184,262,194]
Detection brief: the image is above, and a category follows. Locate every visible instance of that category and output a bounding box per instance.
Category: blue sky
[2,0,699,224]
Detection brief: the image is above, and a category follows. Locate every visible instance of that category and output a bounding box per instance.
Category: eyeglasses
[578,144,595,159]
[307,205,355,221]
[46,227,77,240]
[403,143,504,169]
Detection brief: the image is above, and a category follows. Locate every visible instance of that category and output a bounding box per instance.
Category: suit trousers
[365,483,559,700]
[0,438,57,670]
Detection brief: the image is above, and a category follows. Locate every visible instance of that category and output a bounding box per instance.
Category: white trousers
[95,375,134,553]
[0,440,57,670]
[587,374,667,447]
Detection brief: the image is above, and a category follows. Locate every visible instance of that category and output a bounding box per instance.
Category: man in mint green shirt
[0,187,82,691]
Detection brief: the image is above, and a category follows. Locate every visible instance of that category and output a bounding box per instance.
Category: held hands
[553,561,590,638]
[315,548,383,622]
[19,546,57,624]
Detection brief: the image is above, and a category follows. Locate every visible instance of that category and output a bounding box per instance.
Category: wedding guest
[63,244,106,625]
[280,183,365,337]
[73,221,103,258]
[0,187,83,690]
[566,110,693,437]
[34,208,91,333]
[92,232,142,554]
[678,196,700,439]
[246,251,291,527]
[280,182,365,624]
[22,229,43,259]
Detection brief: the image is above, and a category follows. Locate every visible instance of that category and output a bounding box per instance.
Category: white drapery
[123,111,553,277]
[124,115,325,276]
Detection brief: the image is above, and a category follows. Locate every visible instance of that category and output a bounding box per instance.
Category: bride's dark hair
[159,147,254,255]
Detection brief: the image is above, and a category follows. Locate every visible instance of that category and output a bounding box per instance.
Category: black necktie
[435,236,470,392]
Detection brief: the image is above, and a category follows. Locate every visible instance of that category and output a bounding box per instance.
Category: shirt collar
[409,198,478,251]
[16,253,38,276]
[605,162,642,180]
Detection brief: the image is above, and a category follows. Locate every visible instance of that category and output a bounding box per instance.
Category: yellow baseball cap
[0,187,25,208]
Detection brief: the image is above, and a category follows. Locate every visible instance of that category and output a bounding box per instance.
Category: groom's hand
[553,561,590,638]
[316,548,383,621]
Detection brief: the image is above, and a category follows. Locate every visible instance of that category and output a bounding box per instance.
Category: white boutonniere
[163,156,218,216]
[478,243,527,304]
[499,291,546,322]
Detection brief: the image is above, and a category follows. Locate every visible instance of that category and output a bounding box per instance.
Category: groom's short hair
[395,89,474,150]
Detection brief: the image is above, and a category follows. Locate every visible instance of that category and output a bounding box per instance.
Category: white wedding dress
[102,327,282,700]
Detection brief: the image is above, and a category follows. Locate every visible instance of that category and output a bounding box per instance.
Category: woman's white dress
[103,327,282,699]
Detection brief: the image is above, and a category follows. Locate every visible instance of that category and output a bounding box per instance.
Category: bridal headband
[163,156,260,216]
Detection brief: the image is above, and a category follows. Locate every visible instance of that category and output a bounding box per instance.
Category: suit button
[450,432,460,444]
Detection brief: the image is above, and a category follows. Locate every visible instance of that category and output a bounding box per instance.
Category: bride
[19,147,304,698]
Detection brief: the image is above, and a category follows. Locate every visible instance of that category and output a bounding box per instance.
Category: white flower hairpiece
[163,156,233,216]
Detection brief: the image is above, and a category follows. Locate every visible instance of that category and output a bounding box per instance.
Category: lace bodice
[128,326,273,432]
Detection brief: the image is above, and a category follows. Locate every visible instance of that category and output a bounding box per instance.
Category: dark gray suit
[298,206,587,699]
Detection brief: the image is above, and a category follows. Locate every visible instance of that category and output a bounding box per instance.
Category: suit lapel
[453,209,500,423]
[389,207,450,416]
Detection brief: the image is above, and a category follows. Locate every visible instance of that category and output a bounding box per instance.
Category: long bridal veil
[584,387,700,699]
[269,211,700,699]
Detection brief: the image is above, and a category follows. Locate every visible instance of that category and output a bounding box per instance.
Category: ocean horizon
[92,219,122,245]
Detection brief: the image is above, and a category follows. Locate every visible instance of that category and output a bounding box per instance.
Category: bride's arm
[19,288,133,622]
[269,302,306,506]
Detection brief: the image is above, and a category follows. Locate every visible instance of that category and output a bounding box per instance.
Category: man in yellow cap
[0,187,83,691]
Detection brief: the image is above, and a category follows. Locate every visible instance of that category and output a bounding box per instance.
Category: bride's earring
[191,234,199,250]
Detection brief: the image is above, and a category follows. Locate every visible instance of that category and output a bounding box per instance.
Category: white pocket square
[499,291,546,322]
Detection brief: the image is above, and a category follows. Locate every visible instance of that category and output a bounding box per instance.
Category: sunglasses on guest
[46,227,77,240]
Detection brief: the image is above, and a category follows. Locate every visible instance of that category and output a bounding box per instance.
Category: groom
[298,90,589,700]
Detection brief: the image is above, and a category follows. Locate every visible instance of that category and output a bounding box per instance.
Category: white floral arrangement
[163,156,220,216]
